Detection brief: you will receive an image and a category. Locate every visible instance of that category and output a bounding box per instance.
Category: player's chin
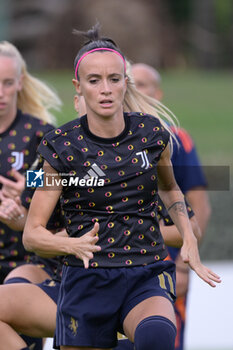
[98,107,115,117]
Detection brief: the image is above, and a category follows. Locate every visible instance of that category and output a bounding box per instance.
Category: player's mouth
[99,99,113,108]
[0,102,7,109]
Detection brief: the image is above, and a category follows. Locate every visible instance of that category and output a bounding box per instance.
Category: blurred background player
[0,40,61,284]
[0,40,61,350]
[131,62,211,350]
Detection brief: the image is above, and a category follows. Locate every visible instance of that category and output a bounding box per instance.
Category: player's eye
[89,79,98,84]
[4,80,14,87]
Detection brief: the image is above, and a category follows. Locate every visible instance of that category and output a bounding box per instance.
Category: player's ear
[74,95,79,112]
[123,75,128,94]
[17,74,24,92]
[72,79,82,95]
[155,88,163,102]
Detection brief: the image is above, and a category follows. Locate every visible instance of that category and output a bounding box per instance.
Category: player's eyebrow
[86,73,122,79]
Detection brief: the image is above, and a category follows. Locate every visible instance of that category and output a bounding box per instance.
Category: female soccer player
[0,193,197,350]
[0,76,199,350]
[23,24,220,350]
[0,41,62,284]
[0,40,62,350]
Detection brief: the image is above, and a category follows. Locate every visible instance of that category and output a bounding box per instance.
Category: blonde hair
[0,41,62,125]
[124,60,179,149]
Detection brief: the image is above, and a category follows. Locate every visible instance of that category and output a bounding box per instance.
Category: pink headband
[75,48,126,79]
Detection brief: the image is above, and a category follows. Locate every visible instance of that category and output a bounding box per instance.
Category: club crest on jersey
[11,151,24,170]
[136,151,150,169]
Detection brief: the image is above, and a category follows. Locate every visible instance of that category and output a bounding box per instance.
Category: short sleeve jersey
[0,109,53,179]
[171,127,207,194]
[38,112,170,268]
[0,110,53,276]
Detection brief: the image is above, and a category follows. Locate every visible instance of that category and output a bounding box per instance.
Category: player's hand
[0,169,25,198]
[69,222,101,269]
[181,237,221,287]
[0,196,24,221]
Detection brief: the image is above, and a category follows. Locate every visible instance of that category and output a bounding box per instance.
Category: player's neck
[0,107,17,133]
[86,110,125,139]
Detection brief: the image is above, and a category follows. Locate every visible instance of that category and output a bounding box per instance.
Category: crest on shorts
[69,317,78,336]
[48,280,56,287]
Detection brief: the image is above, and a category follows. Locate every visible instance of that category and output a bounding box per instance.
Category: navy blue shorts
[55,260,176,348]
[37,278,60,303]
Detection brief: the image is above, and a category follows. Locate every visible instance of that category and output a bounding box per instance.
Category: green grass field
[161,70,233,163]
[37,69,233,261]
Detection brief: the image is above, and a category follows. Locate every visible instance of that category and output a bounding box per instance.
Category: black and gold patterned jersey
[38,112,170,268]
[0,110,53,279]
